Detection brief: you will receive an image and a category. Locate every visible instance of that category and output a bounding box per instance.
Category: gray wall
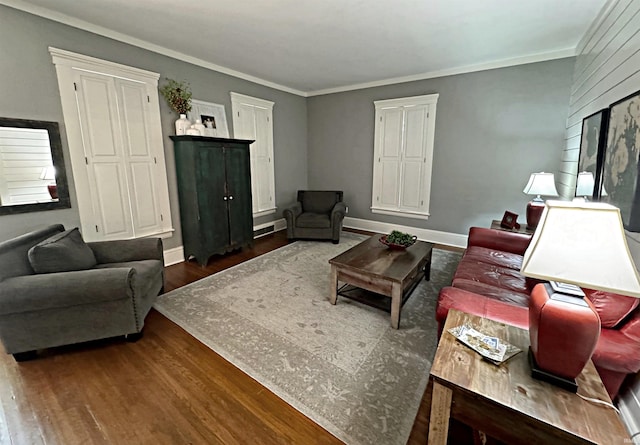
[0,5,308,248]
[0,4,575,247]
[307,58,575,235]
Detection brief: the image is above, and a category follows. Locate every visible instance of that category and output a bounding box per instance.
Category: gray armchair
[0,224,164,361]
[283,190,347,243]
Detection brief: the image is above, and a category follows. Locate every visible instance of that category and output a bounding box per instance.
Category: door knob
[223,196,228,201]
[229,195,234,200]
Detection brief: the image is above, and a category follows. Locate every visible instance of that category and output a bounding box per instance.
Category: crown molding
[306,48,576,97]
[3,0,578,98]
[1,0,308,97]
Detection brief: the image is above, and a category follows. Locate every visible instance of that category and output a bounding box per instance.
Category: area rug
[154,232,461,445]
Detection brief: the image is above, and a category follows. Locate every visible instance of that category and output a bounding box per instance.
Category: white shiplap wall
[559,0,640,198]
[570,0,640,438]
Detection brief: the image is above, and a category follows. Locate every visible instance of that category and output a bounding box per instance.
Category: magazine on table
[448,324,521,364]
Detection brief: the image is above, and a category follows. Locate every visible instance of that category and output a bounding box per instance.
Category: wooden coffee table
[429,310,630,444]
[328,234,434,329]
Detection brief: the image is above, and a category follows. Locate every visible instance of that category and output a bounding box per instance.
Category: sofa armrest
[88,238,163,264]
[467,227,532,255]
[593,328,640,374]
[283,202,302,222]
[618,308,640,341]
[331,202,347,220]
[0,268,135,315]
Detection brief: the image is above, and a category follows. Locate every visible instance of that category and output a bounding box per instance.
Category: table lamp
[40,166,57,199]
[575,171,607,200]
[522,172,558,230]
[520,200,640,392]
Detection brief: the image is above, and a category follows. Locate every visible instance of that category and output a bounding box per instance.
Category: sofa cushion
[301,191,340,214]
[584,289,640,328]
[451,279,531,308]
[436,287,529,330]
[463,246,523,271]
[453,258,530,295]
[296,213,331,229]
[28,228,97,274]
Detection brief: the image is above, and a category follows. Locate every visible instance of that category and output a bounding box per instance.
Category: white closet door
[373,107,403,209]
[75,71,134,239]
[115,78,163,237]
[399,105,428,213]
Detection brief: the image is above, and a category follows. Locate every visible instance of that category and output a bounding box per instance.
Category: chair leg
[13,350,37,362]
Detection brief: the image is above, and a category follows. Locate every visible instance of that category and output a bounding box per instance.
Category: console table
[428,310,630,444]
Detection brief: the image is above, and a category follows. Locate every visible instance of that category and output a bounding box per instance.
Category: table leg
[329,265,338,304]
[390,282,402,329]
[428,381,453,445]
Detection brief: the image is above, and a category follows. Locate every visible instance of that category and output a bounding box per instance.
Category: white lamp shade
[39,165,56,181]
[576,171,608,197]
[575,172,595,197]
[523,172,559,197]
[521,200,640,297]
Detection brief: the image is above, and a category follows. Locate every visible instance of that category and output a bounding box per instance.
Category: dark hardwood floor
[0,229,467,444]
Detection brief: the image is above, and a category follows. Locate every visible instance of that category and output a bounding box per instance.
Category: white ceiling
[5,0,607,96]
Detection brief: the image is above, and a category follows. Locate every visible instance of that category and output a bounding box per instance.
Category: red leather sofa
[436,227,640,400]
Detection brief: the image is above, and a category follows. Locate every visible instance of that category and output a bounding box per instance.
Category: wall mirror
[0,117,71,215]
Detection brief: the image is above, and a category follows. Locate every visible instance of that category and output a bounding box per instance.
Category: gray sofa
[283,190,347,243]
[0,224,164,360]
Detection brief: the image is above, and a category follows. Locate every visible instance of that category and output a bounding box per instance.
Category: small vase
[185,125,201,136]
[175,114,191,135]
[193,119,206,136]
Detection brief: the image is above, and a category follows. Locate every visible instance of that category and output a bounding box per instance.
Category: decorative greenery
[159,78,192,114]
[386,230,415,246]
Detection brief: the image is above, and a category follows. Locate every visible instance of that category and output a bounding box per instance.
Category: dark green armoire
[171,136,254,266]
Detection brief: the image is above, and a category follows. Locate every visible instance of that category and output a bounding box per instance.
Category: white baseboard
[165,218,287,266]
[164,246,185,266]
[254,218,287,238]
[166,217,465,265]
[343,216,468,249]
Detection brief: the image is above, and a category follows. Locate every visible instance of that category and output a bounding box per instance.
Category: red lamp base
[526,200,545,230]
[47,184,58,200]
[528,347,578,392]
[529,282,601,391]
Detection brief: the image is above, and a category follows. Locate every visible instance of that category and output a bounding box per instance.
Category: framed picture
[187,99,229,138]
[577,108,609,199]
[500,211,520,230]
[601,89,640,231]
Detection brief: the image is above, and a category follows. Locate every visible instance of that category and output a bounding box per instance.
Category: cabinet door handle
[223,196,228,201]
[229,195,234,200]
